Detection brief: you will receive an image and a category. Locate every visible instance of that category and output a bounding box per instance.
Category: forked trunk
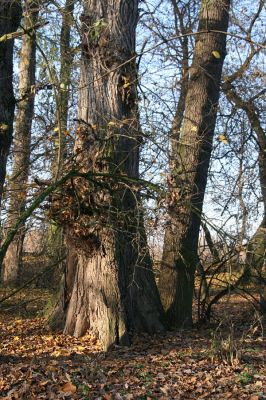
[159,0,231,328]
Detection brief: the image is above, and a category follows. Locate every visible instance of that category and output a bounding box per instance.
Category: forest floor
[0,288,265,400]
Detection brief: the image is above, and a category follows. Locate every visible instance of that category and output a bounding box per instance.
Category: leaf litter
[0,289,265,399]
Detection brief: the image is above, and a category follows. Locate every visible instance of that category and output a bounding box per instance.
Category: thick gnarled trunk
[53,0,165,350]
[159,0,231,328]
[2,0,38,286]
[0,0,22,206]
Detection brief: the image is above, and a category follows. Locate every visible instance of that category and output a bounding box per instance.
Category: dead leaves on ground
[0,289,265,399]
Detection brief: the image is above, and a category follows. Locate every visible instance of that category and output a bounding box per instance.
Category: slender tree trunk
[50,0,74,259]
[201,222,220,264]
[47,0,75,325]
[169,0,189,154]
[223,82,266,220]
[53,0,74,179]
[159,0,231,328]
[2,0,38,286]
[0,0,22,206]
[223,82,266,312]
[52,0,165,350]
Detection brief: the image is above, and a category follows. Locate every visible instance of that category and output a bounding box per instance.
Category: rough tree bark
[46,0,74,288]
[0,0,22,206]
[169,0,190,172]
[51,0,165,350]
[2,0,38,286]
[53,0,75,179]
[159,0,231,328]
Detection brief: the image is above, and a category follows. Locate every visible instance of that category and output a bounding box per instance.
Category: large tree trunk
[2,0,38,286]
[0,0,22,206]
[159,0,231,328]
[51,0,165,350]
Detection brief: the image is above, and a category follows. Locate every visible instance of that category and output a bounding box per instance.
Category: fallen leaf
[62,382,77,394]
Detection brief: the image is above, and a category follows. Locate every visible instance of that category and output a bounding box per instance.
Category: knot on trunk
[66,226,101,255]
[48,176,108,225]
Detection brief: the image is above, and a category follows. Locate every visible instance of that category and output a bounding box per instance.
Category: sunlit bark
[159,0,231,328]
[51,0,165,350]
[2,0,38,286]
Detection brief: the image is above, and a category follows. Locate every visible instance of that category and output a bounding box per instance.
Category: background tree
[2,0,39,286]
[198,0,266,318]
[0,0,22,205]
[45,0,75,290]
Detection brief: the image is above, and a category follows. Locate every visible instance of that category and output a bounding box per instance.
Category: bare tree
[45,0,75,290]
[53,0,75,179]
[0,0,22,205]
[223,76,266,313]
[158,0,231,328]
[2,0,39,285]
[50,0,165,350]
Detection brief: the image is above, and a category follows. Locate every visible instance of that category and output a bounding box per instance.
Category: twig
[0,21,48,43]
[0,256,65,305]
[3,297,43,312]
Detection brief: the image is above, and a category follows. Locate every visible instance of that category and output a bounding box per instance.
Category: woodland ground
[0,287,265,400]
